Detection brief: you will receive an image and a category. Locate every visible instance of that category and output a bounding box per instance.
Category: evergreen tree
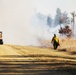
[54,8,61,27]
[47,16,52,27]
[54,8,70,27]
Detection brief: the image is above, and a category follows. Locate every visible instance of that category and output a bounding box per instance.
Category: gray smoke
[0,0,38,46]
[0,0,74,46]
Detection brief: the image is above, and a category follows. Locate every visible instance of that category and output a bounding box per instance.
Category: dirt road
[0,45,76,75]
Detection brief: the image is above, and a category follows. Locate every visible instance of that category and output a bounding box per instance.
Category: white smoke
[0,0,38,46]
[0,0,75,46]
[30,13,61,46]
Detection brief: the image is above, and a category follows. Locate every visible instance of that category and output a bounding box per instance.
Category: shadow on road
[0,55,76,75]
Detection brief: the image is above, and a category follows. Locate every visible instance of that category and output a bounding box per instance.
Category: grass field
[0,38,76,75]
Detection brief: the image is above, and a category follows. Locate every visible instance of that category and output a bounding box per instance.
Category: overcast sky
[0,0,76,45]
[32,0,76,16]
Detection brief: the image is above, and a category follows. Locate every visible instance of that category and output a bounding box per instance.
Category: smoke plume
[0,0,74,46]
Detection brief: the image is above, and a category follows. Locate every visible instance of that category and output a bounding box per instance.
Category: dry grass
[6,43,76,61]
[0,38,76,62]
[0,39,76,74]
[39,37,76,56]
[58,38,76,55]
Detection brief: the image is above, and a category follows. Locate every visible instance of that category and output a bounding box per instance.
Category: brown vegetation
[59,38,76,55]
[59,25,72,37]
[0,38,76,74]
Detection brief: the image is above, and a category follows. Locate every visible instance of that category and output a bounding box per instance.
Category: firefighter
[51,34,59,49]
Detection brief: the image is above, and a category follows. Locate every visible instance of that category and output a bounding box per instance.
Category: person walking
[51,34,60,49]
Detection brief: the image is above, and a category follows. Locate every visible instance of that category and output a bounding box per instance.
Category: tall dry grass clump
[59,38,76,55]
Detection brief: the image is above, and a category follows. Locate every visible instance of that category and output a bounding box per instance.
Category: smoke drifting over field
[0,0,35,46]
[0,0,75,46]
[0,0,57,46]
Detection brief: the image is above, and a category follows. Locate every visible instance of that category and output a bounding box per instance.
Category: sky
[33,0,76,17]
[0,0,76,45]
